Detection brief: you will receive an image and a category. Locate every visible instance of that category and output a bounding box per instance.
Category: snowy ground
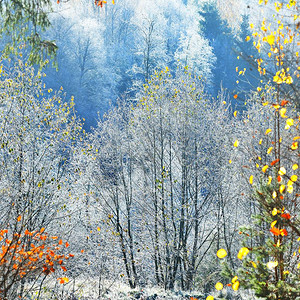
[28,276,258,299]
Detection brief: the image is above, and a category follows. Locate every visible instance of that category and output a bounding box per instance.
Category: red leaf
[281,213,291,220]
[281,228,288,236]
[277,175,282,182]
[271,159,280,166]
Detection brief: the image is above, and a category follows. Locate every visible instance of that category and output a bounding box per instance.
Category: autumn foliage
[207,1,300,299]
[0,217,73,299]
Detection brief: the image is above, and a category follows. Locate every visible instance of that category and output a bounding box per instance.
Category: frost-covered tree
[0,57,82,298]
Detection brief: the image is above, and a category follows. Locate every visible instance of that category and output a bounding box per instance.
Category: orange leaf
[24,229,33,236]
[277,175,282,183]
[17,216,22,222]
[61,266,67,272]
[281,100,289,106]
[270,227,281,236]
[234,94,238,99]
[271,159,280,166]
[58,240,63,245]
[65,242,69,248]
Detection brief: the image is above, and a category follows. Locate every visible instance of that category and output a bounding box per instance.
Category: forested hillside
[0,0,299,299]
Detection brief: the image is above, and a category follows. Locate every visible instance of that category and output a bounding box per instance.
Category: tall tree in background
[199,1,237,97]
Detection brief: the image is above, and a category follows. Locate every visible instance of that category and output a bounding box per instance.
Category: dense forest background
[39,0,260,128]
[0,0,299,299]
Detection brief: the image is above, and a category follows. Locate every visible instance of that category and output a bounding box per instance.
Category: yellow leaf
[265,128,272,135]
[268,176,272,185]
[232,276,238,283]
[251,261,257,268]
[279,184,285,193]
[286,119,294,126]
[287,185,293,193]
[206,296,214,300]
[237,247,249,260]
[273,75,283,84]
[273,191,277,198]
[287,180,293,187]
[249,175,253,185]
[234,140,239,147]
[217,248,227,259]
[271,220,277,228]
[232,281,240,291]
[279,108,287,118]
[267,147,273,154]
[266,34,275,45]
[278,167,286,175]
[291,175,297,182]
[292,164,298,170]
[245,36,251,42]
[215,282,223,291]
[262,165,269,173]
[272,208,278,216]
[291,142,298,150]
[234,111,237,117]
[267,261,278,269]
[229,160,232,164]
[259,139,263,145]
[286,76,293,84]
